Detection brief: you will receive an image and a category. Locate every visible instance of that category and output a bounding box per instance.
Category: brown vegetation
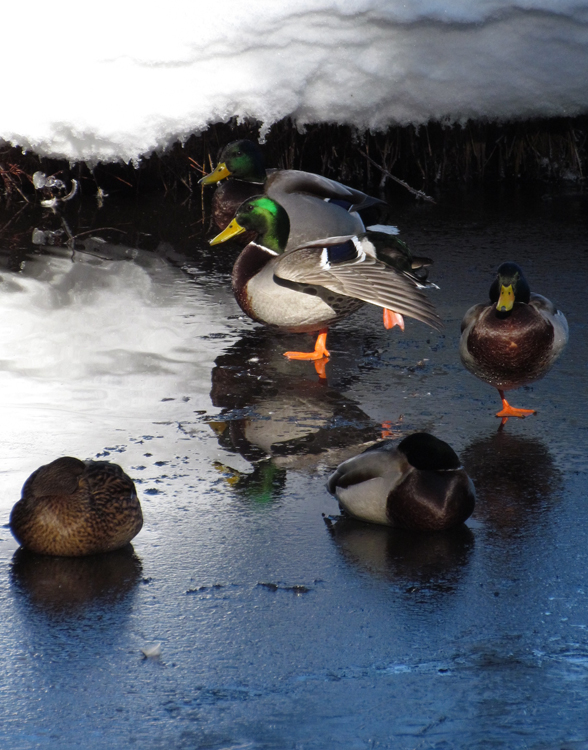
[0,116,585,203]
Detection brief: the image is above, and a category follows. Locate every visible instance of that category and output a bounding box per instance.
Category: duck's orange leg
[383,309,404,330]
[284,329,330,361]
[495,389,536,419]
[381,414,403,439]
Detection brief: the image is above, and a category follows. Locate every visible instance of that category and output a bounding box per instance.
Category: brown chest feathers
[466,304,554,387]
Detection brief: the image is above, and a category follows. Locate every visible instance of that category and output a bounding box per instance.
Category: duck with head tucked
[200,139,389,251]
[209,195,441,367]
[9,457,143,556]
[460,262,568,420]
[327,432,476,531]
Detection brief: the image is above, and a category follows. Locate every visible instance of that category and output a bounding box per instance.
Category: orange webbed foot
[284,330,330,361]
[383,309,405,331]
[284,350,330,361]
[496,391,536,419]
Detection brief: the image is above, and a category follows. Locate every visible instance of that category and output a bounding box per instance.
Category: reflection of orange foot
[496,390,536,419]
[381,415,403,438]
[284,330,330,361]
[383,309,404,330]
[313,358,329,380]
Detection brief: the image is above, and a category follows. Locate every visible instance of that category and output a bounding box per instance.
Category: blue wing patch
[324,239,358,266]
[326,198,353,212]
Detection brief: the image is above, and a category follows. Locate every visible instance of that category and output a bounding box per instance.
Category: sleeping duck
[9,457,143,556]
[327,432,476,531]
[200,139,388,250]
[460,262,568,419]
[209,195,441,366]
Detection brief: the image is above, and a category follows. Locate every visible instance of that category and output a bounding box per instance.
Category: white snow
[3,0,588,164]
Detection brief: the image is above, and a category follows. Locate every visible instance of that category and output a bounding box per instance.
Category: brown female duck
[10,457,143,556]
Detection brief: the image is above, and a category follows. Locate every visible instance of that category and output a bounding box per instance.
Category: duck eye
[246,204,254,212]
[236,151,242,156]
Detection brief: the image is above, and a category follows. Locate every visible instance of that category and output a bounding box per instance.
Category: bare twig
[358,149,436,204]
[0,203,28,235]
[69,227,128,240]
[111,174,133,188]
[0,163,31,203]
[188,156,206,175]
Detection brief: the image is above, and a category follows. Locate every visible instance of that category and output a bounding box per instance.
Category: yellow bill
[497,284,515,312]
[209,218,247,245]
[199,162,232,185]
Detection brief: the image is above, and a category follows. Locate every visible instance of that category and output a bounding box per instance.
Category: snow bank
[3,0,588,163]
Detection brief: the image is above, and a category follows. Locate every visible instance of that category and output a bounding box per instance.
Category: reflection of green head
[241,460,287,504]
[215,459,286,505]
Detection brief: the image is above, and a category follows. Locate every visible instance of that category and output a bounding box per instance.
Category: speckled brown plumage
[9,457,143,557]
[466,304,554,389]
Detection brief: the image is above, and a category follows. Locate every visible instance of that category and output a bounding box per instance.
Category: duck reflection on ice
[462,430,563,535]
[209,328,386,501]
[326,516,474,595]
[10,545,143,617]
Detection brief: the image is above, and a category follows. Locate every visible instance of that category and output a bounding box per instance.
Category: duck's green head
[490,262,531,312]
[199,140,266,185]
[209,196,290,253]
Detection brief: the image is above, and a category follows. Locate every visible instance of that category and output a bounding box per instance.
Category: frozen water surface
[0,186,587,748]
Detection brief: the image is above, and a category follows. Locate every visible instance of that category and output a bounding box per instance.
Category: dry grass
[0,116,586,204]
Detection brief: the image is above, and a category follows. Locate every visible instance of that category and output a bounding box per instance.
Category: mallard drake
[327,432,476,531]
[200,139,388,250]
[460,262,568,419]
[9,457,143,556]
[209,195,441,366]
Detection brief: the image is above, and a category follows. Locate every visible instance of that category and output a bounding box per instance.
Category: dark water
[0,184,587,749]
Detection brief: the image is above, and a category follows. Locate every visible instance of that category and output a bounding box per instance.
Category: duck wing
[273,236,442,330]
[266,170,385,213]
[327,449,403,491]
[460,302,488,333]
[362,232,435,286]
[529,293,569,353]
